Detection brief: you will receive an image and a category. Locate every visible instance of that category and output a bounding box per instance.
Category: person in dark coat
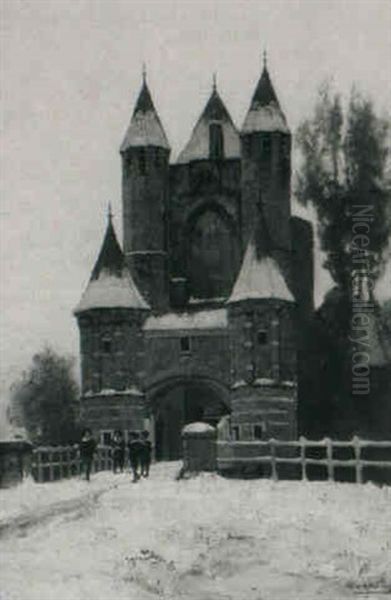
[111,430,125,474]
[140,430,152,478]
[79,428,96,481]
[128,431,143,482]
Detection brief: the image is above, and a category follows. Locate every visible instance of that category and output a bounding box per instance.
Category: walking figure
[140,430,152,477]
[128,431,143,482]
[79,428,96,481]
[111,430,125,473]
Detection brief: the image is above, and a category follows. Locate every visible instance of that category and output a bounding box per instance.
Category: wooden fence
[32,445,113,483]
[217,436,391,484]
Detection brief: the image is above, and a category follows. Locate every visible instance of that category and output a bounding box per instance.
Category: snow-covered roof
[242,66,289,134]
[75,271,149,313]
[74,217,149,314]
[143,309,227,331]
[182,422,216,436]
[228,242,293,304]
[177,87,240,163]
[242,103,289,134]
[84,387,144,398]
[120,80,170,152]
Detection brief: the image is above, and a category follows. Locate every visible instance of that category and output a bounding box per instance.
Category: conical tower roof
[120,75,170,152]
[242,63,289,134]
[227,202,293,304]
[177,80,240,163]
[227,242,293,304]
[74,213,149,314]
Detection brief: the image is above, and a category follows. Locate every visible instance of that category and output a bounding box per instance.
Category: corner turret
[74,212,149,436]
[120,71,170,311]
[240,58,292,253]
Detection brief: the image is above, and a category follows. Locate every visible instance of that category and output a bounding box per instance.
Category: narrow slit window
[139,148,146,175]
[231,425,240,441]
[253,424,265,440]
[101,431,113,446]
[209,123,224,159]
[261,134,272,159]
[102,338,112,354]
[180,336,191,354]
[257,329,268,345]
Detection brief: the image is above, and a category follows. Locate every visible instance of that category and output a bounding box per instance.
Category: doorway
[152,381,229,461]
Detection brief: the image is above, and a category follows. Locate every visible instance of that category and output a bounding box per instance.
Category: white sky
[1,0,391,406]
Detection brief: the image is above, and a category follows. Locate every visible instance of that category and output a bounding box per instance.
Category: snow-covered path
[1,463,391,600]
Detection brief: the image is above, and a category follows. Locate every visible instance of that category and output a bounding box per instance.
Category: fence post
[48,450,54,482]
[36,450,44,483]
[353,436,363,484]
[300,436,307,481]
[269,439,278,482]
[59,448,64,480]
[66,449,71,478]
[325,438,334,482]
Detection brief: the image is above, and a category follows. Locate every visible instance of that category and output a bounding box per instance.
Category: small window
[257,329,268,345]
[138,148,146,175]
[231,425,240,441]
[102,338,112,354]
[261,134,272,159]
[253,424,265,440]
[180,336,191,354]
[125,155,132,171]
[101,431,113,446]
[154,149,160,168]
[209,123,224,159]
[279,137,290,172]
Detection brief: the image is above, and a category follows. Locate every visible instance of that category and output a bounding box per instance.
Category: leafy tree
[296,85,390,437]
[296,84,390,300]
[8,347,80,445]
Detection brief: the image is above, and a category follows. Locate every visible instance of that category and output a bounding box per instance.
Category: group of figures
[78,428,152,483]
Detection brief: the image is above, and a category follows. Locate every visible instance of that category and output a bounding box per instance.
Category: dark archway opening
[152,381,230,461]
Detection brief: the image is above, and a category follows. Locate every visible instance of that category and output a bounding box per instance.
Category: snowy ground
[1,463,390,600]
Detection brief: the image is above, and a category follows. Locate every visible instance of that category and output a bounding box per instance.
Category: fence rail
[32,445,113,483]
[217,436,391,484]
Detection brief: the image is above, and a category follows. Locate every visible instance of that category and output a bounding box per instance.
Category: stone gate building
[74,61,313,459]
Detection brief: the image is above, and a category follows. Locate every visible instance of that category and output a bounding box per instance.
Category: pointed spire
[107,202,113,224]
[120,72,170,153]
[242,58,289,134]
[177,83,240,163]
[74,217,149,314]
[262,48,267,70]
[212,72,217,93]
[90,213,124,281]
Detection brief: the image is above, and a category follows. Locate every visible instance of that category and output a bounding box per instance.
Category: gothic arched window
[209,123,224,159]
[188,208,239,299]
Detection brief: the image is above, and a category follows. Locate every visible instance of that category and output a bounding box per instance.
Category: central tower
[120,72,170,311]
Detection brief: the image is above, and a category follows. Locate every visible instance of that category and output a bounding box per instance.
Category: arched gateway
[147,377,230,461]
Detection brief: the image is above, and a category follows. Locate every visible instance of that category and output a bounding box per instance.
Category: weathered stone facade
[74,63,313,459]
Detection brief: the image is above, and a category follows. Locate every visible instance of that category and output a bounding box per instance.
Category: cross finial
[212,72,217,92]
[107,202,113,223]
[142,62,147,84]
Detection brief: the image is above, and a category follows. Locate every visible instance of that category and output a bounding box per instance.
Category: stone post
[182,422,217,473]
